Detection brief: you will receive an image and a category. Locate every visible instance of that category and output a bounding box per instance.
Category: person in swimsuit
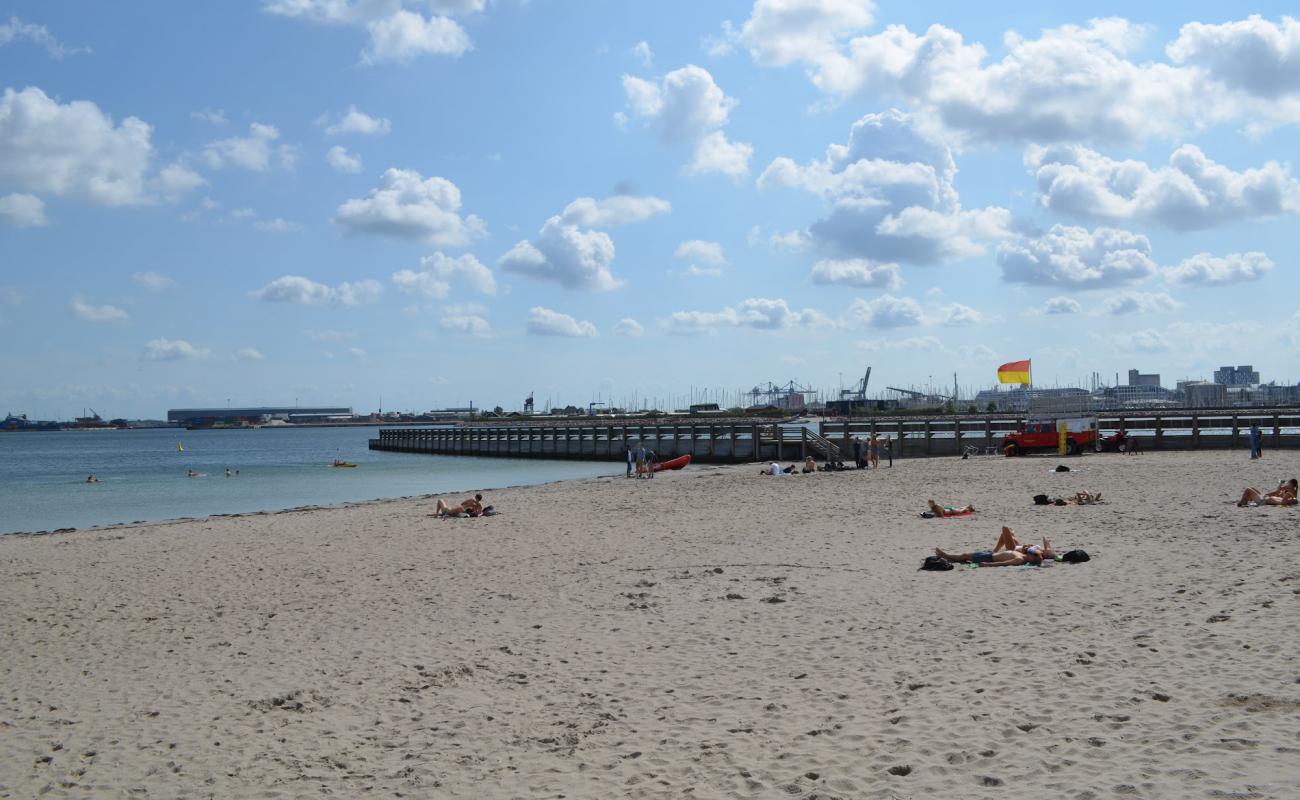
[992,526,1055,560]
[937,527,1052,566]
[802,456,817,473]
[927,500,975,517]
[1238,479,1298,507]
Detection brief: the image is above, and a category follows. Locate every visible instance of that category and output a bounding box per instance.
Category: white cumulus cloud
[1163,252,1275,286]
[251,275,382,306]
[737,0,877,67]
[666,297,827,334]
[1043,296,1082,315]
[527,306,597,338]
[326,145,362,173]
[335,168,485,245]
[440,313,491,337]
[234,347,266,361]
[142,337,210,361]
[937,302,985,326]
[620,64,753,177]
[613,317,644,337]
[500,193,669,290]
[810,258,901,289]
[998,225,1157,288]
[1027,143,1300,230]
[70,297,129,324]
[1098,292,1183,316]
[321,105,391,136]
[392,252,496,298]
[264,1,476,64]
[846,294,924,328]
[759,109,1012,265]
[1167,16,1300,100]
[0,192,46,227]
[203,123,283,171]
[0,87,154,206]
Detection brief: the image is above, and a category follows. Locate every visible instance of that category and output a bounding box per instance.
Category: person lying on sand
[1237,479,1298,507]
[435,493,490,517]
[927,500,975,517]
[1073,491,1102,505]
[992,526,1055,560]
[937,527,1052,566]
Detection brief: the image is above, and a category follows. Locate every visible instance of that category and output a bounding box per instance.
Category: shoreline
[2,451,1297,797]
[0,466,627,540]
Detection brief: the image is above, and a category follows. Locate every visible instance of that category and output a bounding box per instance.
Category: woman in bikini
[1238,478,1298,507]
[927,500,975,517]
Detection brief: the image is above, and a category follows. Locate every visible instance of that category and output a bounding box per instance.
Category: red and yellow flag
[997,359,1031,385]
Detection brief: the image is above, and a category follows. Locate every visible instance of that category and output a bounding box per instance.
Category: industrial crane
[840,367,871,401]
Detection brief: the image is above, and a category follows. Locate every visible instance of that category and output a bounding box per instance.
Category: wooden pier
[368,409,1300,462]
[369,422,841,463]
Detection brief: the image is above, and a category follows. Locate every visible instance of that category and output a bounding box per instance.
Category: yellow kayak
[332,461,357,468]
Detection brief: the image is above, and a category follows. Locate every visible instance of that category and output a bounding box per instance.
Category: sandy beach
[1,449,1297,799]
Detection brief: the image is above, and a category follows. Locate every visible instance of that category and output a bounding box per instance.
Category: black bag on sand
[1062,549,1091,563]
[1033,494,1050,505]
[920,555,954,571]
[1054,465,1071,472]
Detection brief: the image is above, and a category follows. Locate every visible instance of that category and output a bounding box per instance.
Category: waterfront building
[1213,365,1260,386]
[167,406,353,427]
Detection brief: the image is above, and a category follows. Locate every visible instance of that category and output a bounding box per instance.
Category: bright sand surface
[1,450,1297,799]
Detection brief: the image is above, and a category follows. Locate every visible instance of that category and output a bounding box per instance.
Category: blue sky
[2,1,1299,418]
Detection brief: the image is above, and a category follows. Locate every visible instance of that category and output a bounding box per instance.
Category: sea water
[0,426,617,535]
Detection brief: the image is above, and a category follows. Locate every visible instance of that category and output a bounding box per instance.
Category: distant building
[1213,365,1259,386]
[167,406,352,427]
[1127,369,1161,388]
[1113,384,1175,407]
[1182,382,1226,408]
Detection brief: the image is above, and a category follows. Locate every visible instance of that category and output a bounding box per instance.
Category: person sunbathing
[937,527,1051,566]
[1238,479,1298,507]
[435,499,468,517]
[927,500,975,517]
[992,526,1055,560]
[935,545,1042,567]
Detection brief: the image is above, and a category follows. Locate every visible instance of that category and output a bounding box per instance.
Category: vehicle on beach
[1098,430,1139,453]
[1001,416,1097,456]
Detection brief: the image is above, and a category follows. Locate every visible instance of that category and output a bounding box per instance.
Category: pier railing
[369,409,1300,462]
[370,421,841,463]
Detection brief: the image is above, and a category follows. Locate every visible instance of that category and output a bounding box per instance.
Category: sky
[2,1,1299,419]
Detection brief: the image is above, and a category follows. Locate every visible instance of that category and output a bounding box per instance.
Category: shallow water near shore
[0,427,617,534]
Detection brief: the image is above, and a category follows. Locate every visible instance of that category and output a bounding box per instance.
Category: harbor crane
[839,367,872,401]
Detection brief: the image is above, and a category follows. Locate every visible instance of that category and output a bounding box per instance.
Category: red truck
[1002,416,1098,456]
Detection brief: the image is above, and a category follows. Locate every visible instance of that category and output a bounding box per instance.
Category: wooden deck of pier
[369,409,1300,462]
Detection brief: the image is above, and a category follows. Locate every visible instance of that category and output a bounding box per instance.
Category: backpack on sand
[1062,549,1091,563]
[920,555,954,571]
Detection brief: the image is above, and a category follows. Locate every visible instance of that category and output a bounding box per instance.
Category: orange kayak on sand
[651,454,691,472]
